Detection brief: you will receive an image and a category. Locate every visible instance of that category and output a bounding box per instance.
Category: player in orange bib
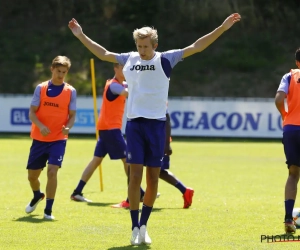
[25,56,77,220]
[70,63,147,202]
[275,48,300,234]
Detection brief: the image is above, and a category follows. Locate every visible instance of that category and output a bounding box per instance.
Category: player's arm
[119,88,128,97]
[29,86,50,136]
[65,110,76,130]
[275,91,287,121]
[119,82,128,97]
[108,83,128,100]
[275,73,290,121]
[62,110,76,135]
[29,105,51,136]
[29,106,43,128]
[182,13,241,58]
[62,89,77,135]
[164,113,172,156]
[68,18,118,63]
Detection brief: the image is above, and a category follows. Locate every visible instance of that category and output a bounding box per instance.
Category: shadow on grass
[12,214,56,223]
[107,244,151,250]
[86,202,117,207]
[74,199,186,211]
[86,204,177,213]
[152,208,163,212]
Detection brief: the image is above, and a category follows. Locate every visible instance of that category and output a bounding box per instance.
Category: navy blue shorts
[126,118,166,167]
[282,130,300,168]
[27,139,67,170]
[94,129,126,159]
[161,155,170,170]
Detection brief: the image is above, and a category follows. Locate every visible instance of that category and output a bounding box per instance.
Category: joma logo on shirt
[129,65,155,71]
[43,101,59,108]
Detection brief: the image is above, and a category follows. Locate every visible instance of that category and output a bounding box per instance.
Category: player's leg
[122,158,129,177]
[94,129,131,208]
[111,158,131,208]
[44,139,67,219]
[78,156,103,183]
[137,166,160,246]
[143,166,161,211]
[128,163,143,245]
[25,140,47,214]
[26,169,44,213]
[44,164,59,219]
[282,130,300,233]
[284,165,299,233]
[71,131,105,202]
[126,120,145,245]
[138,119,165,245]
[71,156,103,202]
[111,160,147,208]
[28,169,43,193]
[159,155,194,208]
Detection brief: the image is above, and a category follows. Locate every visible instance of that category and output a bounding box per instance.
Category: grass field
[0,136,298,249]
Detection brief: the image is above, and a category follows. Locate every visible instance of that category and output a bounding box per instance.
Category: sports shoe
[130,227,141,246]
[140,225,152,245]
[25,193,45,214]
[140,193,161,202]
[70,192,92,202]
[183,187,194,208]
[44,214,55,220]
[285,219,296,234]
[111,200,130,208]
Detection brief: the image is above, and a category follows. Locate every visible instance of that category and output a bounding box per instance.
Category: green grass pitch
[0,136,297,249]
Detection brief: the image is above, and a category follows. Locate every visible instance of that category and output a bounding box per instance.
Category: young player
[25,56,76,220]
[70,63,137,202]
[275,48,300,234]
[68,13,241,245]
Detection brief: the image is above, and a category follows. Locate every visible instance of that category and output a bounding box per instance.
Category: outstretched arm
[68,18,118,63]
[182,13,241,58]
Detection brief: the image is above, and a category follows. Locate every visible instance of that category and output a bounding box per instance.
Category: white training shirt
[123,52,169,119]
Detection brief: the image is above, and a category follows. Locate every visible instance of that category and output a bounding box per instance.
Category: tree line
[0,0,299,97]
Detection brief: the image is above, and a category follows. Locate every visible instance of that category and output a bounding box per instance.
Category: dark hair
[295,48,300,62]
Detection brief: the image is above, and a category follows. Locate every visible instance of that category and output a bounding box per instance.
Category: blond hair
[133,27,158,46]
[51,56,71,69]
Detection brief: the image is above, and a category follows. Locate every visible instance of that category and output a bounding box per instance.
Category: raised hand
[68,18,83,37]
[221,13,241,31]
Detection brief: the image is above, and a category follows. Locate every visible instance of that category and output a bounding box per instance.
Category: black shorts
[282,130,300,168]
